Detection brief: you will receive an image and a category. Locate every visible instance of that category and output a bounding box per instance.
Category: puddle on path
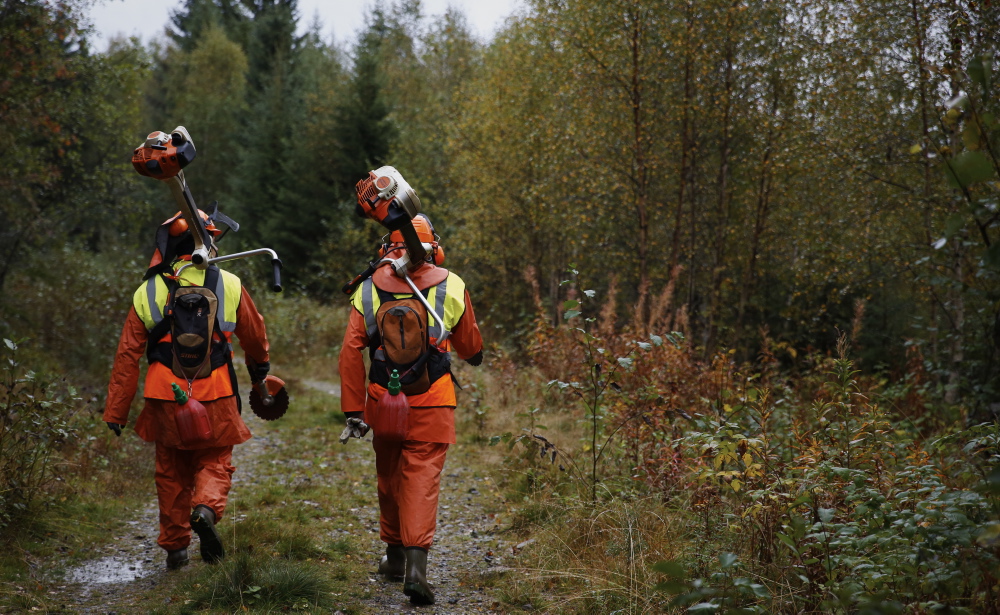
[64,555,155,584]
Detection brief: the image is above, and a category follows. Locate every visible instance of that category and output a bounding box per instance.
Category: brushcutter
[133,126,289,420]
[341,166,451,345]
[132,127,283,291]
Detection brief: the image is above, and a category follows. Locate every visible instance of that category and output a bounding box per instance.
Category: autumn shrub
[662,341,1000,613]
[504,270,729,501]
[0,339,82,530]
[490,271,1000,613]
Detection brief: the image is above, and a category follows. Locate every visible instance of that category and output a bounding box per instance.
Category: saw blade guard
[249,375,288,421]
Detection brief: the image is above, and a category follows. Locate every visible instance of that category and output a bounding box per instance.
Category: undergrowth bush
[488,271,1000,613]
[251,291,349,373]
[0,339,82,530]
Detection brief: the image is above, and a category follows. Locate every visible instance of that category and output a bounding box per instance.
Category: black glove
[465,350,483,367]
[106,422,123,437]
[247,360,270,383]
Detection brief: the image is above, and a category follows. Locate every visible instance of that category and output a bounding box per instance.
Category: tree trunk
[704,0,736,355]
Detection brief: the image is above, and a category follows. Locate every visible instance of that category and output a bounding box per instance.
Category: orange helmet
[167,209,223,237]
[144,207,238,279]
[379,214,445,266]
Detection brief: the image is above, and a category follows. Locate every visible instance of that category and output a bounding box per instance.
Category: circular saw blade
[249,376,289,421]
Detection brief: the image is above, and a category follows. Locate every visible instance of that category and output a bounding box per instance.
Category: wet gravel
[43,380,509,614]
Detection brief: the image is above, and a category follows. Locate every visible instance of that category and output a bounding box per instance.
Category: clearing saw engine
[132,128,197,179]
[342,166,430,295]
[355,166,421,231]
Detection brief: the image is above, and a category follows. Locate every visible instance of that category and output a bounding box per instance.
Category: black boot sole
[404,582,435,605]
[190,508,225,564]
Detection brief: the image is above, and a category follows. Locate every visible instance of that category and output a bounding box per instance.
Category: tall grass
[476,274,1000,613]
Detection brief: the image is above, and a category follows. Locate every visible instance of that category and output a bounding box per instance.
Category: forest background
[3,0,1000,612]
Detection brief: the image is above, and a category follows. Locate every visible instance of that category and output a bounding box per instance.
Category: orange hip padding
[373,438,449,550]
[154,442,235,551]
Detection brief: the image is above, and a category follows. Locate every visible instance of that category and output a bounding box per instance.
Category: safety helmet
[167,209,223,237]
[379,214,445,266]
[144,206,238,279]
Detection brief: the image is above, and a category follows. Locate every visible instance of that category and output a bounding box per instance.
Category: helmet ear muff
[432,242,444,266]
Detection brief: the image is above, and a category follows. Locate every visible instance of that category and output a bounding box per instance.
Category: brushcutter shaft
[400,270,450,346]
[167,175,213,268]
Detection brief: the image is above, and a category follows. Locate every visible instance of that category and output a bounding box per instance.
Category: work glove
[339,412,370,444]
[465,350,484,367]
[106,422,123,437]
[246,359,270,383]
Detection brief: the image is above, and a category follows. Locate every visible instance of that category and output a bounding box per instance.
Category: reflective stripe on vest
[352,272,466,343]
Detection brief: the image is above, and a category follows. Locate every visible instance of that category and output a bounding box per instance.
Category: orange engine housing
[132,130,197,180]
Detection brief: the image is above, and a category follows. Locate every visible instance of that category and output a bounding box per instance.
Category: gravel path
[42,380,508,614]
[299,379,507,615]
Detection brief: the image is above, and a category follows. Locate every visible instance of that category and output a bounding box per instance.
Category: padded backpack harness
[360,278,451,395]
[145,266,242,411]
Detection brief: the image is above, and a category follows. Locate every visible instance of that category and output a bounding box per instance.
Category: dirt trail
[41,379,507,614]
[300,378,506,615]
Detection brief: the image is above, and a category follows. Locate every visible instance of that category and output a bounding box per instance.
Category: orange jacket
[339,264,483,444]
[104,286,269,449]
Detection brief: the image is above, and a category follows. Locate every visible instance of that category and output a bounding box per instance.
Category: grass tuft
[182,551,333,613]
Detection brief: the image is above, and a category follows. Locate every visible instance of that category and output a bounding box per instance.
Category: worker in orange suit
[103,209,271,570]
[339,212,483,606]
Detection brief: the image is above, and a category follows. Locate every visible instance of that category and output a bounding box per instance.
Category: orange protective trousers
[373,437,449,550]
[154,442,235,551]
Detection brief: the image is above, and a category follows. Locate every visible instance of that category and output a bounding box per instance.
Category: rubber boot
[403,547,434,605]
[190,504,225,564]
[378,544,405,581]
[166,547,189,570]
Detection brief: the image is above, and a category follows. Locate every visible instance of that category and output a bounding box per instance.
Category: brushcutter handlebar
[342,261,380,295]
[175,248,284,293]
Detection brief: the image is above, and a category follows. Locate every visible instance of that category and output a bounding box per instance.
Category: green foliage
[0,339,81,529]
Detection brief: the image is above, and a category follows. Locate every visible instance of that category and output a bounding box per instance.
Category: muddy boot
[166,547,189,570]
[378,544,405,581]
[190,504,225,564]
[403,547,434,605]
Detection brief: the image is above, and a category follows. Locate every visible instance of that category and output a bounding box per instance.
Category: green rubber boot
[190,505,225,564]
[378,544,405,581]
[403,547,434,605]
[166,547,189,570]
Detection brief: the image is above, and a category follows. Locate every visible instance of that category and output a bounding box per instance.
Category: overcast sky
[85,0,523,52]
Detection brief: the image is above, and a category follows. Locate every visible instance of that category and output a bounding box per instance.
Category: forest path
[40,376,507,614]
